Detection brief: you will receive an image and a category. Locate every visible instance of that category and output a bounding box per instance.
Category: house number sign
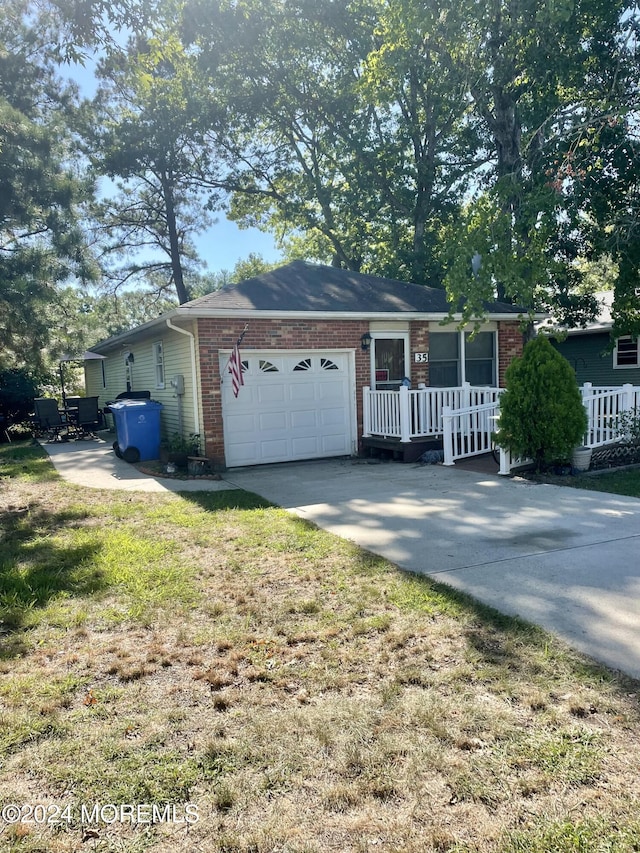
[414,352,429,363]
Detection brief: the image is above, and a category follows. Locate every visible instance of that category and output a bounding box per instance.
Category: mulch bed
[135,459,222,481]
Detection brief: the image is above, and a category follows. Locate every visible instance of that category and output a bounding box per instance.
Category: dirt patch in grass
[2,443,640,852]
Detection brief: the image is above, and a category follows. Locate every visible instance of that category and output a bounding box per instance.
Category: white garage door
[220,350,355,467]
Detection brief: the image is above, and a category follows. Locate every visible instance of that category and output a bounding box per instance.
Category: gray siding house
[550,292,640,386]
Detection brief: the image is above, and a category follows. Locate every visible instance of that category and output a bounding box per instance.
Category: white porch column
[442,405,454,466]
[363,386,371,437]
[399,385,411,443]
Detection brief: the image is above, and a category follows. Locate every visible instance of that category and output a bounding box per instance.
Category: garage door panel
[224,413,259,434]
[259,411,288,431]
[320,407,348,427]
[322,434,349,453]
[289,384,317,402]
[291,437,320,456]
[256,384,287,404]
[290,409,317,429]
[229,442,260,466]
[221,350,354,467]
[318,382,348,403]
[259,439,289,460]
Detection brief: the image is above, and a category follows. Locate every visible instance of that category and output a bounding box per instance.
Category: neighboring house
[549,291,640,386]
[85,261,531,469]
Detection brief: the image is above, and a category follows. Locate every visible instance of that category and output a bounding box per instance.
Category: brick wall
[498,322,526,386]
[197,317,525,466]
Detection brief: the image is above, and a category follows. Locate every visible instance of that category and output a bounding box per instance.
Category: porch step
[361,436,443,463]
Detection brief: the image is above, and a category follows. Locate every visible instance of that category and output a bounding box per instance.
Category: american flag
[229,343,244,398]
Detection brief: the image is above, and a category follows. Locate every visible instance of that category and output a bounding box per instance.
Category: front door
[372,335,408,390]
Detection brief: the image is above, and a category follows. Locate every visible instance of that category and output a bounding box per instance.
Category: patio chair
[33,398,68,441]
[75,396,102,437]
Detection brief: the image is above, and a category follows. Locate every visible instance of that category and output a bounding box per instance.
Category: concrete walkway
[40,438,640,680]
[40,436,235,494]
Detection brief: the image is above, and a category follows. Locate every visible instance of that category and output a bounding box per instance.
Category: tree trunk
[161,172,190,305]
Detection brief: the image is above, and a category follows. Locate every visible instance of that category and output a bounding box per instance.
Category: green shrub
[0,367,44,423]
[497,336,588,471]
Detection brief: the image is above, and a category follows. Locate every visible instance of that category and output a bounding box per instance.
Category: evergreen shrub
[496,335,588,472]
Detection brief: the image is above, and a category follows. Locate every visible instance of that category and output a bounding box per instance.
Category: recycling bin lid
[108,399,163,410]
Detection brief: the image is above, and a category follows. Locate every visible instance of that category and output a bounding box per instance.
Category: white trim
[152,340,165,389]
[92,311,531,354]
[613,336,639,370]
[175,308,530,322]
[370,331,410,389]
[429,329,498,387]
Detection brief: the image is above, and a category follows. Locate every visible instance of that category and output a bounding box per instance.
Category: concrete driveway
[225,458,640,680]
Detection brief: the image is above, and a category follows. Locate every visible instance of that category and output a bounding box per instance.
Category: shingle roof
[182,260,523,315]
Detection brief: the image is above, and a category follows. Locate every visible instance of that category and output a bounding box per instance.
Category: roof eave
[90,310,183,353]
[176,307,538,322]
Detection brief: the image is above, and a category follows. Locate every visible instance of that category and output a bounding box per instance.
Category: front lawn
[1,442,640,852]
[530,466,640,498]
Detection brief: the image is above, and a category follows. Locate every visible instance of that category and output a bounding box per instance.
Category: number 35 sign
[413,352,429,363]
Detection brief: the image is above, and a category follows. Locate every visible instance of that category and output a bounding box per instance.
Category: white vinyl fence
[363,381,640,474]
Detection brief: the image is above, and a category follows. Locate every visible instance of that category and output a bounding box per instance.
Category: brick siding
[197,317,524,466]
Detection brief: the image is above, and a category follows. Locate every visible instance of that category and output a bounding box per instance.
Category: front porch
[362,382,640,473]
[362,383,502,465]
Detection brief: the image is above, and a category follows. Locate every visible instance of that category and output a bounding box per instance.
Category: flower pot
[571,446,592,472]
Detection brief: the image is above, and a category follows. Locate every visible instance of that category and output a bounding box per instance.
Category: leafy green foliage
[0,0,95,372]
[497,336,588,471]
[0,367,45,423]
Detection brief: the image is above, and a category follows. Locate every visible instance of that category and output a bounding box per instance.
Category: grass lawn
[2,442,640,852]
[533,466,640,498]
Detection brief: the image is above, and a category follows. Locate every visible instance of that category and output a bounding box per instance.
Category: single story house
[85,261,531,469]
[549,291,640,386]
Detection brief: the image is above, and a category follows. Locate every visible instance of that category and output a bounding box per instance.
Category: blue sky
[193,220,282,273]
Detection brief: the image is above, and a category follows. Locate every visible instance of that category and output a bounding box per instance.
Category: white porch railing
[441,401,499,466]
[362,383,502,442]
[363,381,640,474]
[581,383,640,447]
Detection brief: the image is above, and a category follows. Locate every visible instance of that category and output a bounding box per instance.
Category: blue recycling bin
[109,399,163,464]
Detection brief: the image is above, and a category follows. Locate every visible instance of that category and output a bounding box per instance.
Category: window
[293,358,312,371]
[153,341,165,388]
[321,358,339,370]
[124,352,134,391]
[371,335,409,390]
[429,333,460,387]
[429,330,497,387]
[614,337,639,369]
[464,331,495,385]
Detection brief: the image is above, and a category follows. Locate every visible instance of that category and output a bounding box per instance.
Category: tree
[442,0,636,324]
[497,335,588,471]
[0,0,95,372]
[85,26,220,303]
[186,0,483,283]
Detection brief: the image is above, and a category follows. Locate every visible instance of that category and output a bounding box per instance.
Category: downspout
[165,318,200,435]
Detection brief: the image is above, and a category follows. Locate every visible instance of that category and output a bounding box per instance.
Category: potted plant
[161,432,200,468]
[571,445,593,472]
